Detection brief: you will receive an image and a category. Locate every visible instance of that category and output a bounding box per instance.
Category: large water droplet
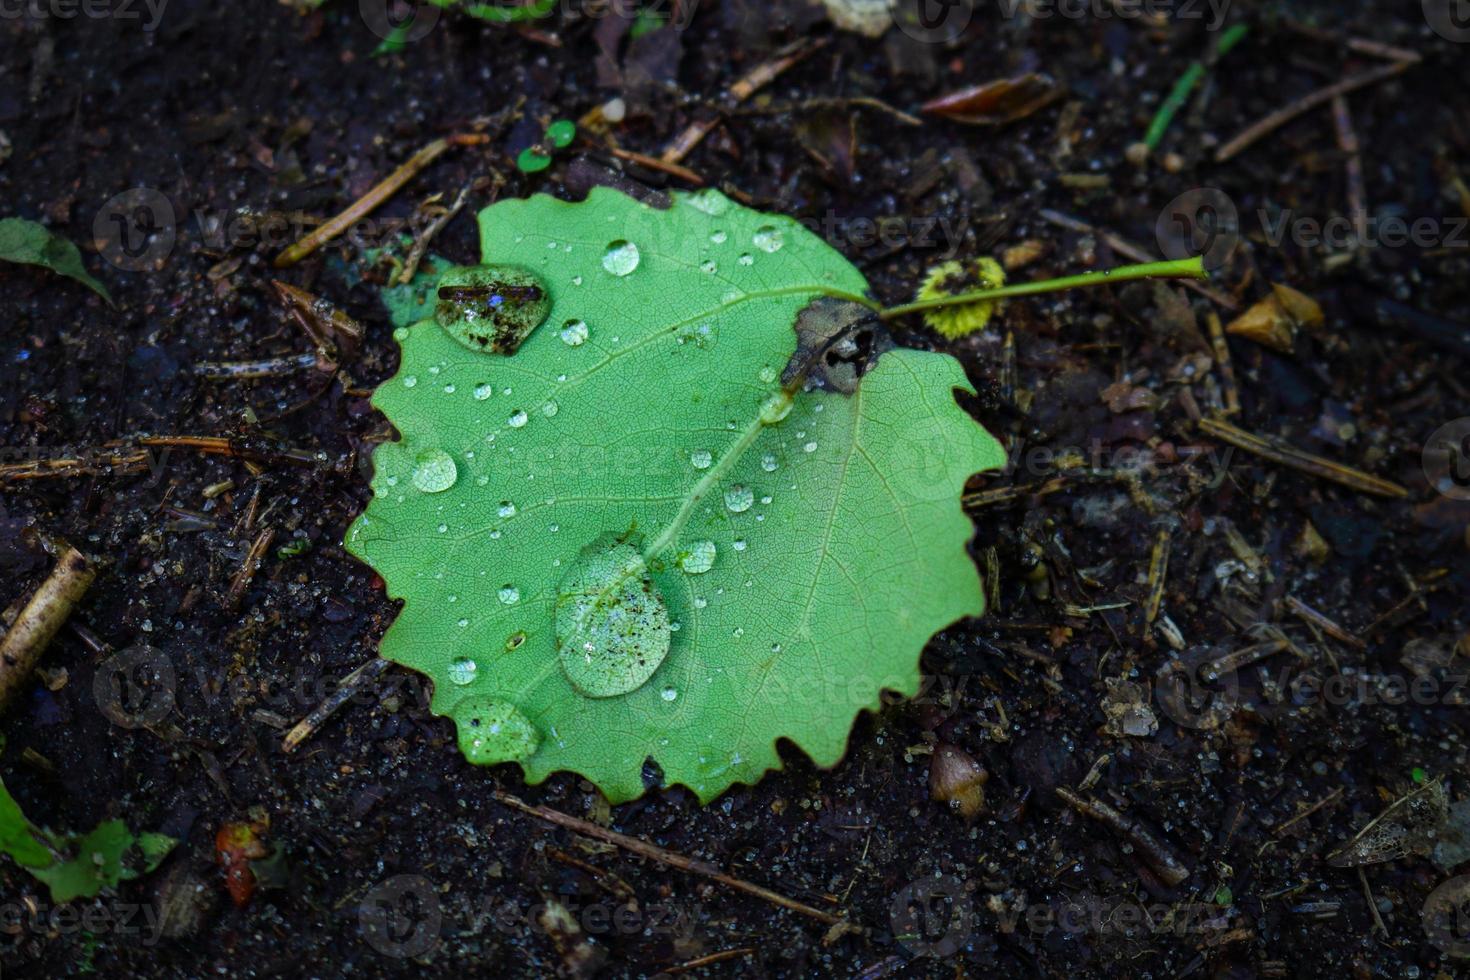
[411,449,457,493]
[680,540,716,574]
[555,539,671,698]
[498,500,517,518]
[689,449,713,470]
[761,453,779,472]
[686,190,730,216]
[434,265,550,355]
[448,657,478,685]
[753,225,785,253]
[737,253,754,267]
[454,697,540,764]
[508,409,529,428]
[602,240,640,276]
[710,230,728,245]
[473,383,493,400]
[498,584,521,605]
[724,486,754,513]
[759,393,793,425]
[661,686,678,702]
[560,319,589,346]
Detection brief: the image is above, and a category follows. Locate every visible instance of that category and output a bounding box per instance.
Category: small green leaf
[516,147,553,173]
[0,217,114,306]
[0,772,175,902]
[546,119,576,149]
[347,187,1005,802]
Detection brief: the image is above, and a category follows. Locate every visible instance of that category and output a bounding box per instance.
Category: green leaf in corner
[346,187,1005,803]
[0,217,114,306]
[0,770,175,902]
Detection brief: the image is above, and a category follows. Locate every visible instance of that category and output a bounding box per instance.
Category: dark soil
[2,1,1469,977]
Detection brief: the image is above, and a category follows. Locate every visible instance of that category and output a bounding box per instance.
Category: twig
[0,449,151,483]
[1358,867,1388,936]
[282,657,392,752]
[1055,787,1190,886]
[138,435,320,467]
[1330,95,1366,235]
[1197,418,1408,498]
[195,353,324,380]
[1272,786,1344,837]
[274,133,488,267]
[272,280,365,358]
[491,790,856,930]
[1143,526,1172,626]
[225,527,275,612]
[660,947,757,974]
[1285,596,1366,651]
[0,545,96,714]
[1201,638,1291,683]
[1205,312,1241,416]
[398,181,476,285]
[604,146,706,186]
[661,39,826,165]
[1216,59,1418,163]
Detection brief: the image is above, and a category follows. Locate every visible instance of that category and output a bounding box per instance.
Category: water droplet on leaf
[455,697,540,764]
[498,500,517,518]
[498,584,521,605]
[560,319,589,346]
[508,409,529,428]
[435,265,550,355]
[411,449,457,493]
[473,383,493,400]
[602,240,640,276]
[753,225,785,252]
[555,539,671,698]
[724,486,754,513]
[680,540,716,574]
[448,657,478,685]
[689,449,712,469]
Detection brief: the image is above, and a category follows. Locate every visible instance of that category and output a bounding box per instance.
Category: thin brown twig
[274,133,488,268]
[604,146,706,186]
[491,790,856,930]
[1330,95,1366,234]
[282,657,392,753]
[661,948,758,974]
[661,39,827,165]
[1272,786,1344,838]
[1216,59,1418,163]
[1055,787,1190,886]
[1197,418,1409,498]
[398,180,477,285]
[1285,596,1367,651]
[226,527,276,612]
[1205,312,1241,416]
[0,545,96,714]
[1144,526,1172,626]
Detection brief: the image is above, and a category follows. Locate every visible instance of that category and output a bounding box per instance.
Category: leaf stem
[877,257,1207,320]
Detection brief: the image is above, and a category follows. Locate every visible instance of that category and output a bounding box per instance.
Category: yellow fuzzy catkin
[917,257,1006,339]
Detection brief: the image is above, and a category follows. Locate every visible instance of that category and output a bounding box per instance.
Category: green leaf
[0,771,175,902]
[0,217,114,306]
[346,187,1004,803]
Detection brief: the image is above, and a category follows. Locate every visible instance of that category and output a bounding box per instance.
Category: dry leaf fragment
[921,73,1064,126]
[1225,283,1325,354]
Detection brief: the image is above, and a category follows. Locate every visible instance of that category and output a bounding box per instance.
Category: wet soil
[1,1,1468,977]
